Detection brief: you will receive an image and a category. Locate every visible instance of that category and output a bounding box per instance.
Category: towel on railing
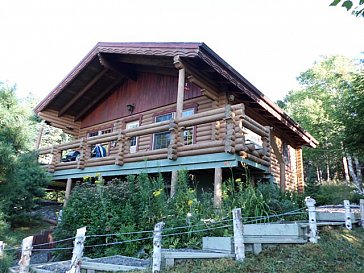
[92,144,106,157]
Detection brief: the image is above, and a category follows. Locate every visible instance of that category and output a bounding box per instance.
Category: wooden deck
[37,103,271,179]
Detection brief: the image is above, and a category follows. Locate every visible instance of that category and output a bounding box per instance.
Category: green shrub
[54,171,306,259]
[311,183,362,205]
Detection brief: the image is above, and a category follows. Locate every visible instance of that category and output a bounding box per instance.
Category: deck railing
[37,103,271,173]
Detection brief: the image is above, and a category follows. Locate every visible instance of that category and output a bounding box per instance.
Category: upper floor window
[153,109,195,149]
[126,120,139,153]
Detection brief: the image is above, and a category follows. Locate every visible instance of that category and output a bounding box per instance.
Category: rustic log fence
[6,198,364,272]
[37,103,271,173]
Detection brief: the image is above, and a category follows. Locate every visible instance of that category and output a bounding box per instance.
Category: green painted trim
[51,153,269,180]
[52,153,239,180]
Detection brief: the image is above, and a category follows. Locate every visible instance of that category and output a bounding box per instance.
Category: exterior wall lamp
[126,103,135,114]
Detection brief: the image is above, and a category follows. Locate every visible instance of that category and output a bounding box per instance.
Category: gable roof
[35,42,318,148]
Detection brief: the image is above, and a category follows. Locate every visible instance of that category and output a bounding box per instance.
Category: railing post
[18,236,33,273]
[66,227,87,273]
[305,197,318,243]
[167,119,178,160]
[224,105,235,154]
[152,221,165,273]
[77,138,86,169]
[232,208,245,261]
[116,131,125,166]
[49,146,58,173]
[344,200,352,230]
[360,199,364,228]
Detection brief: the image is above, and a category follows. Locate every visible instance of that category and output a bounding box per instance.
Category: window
[126,120,139,153]
[182,109,194,145]
[283,143,291,165]
[152,109,195,149]
[153,113,174,150]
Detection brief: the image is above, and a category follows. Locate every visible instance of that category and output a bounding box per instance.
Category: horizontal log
[245,115,269,133]
[196,135,212,142]
[179,107,225,123]
[178,146,225,157]
[178,140,224,152]
[126,123,170,137]
[241,120,269,138]
[87,156,116,163]
[57,142,83,151]
[55,165,78,171]
[240,151,270,167]
[179,113,225,127]
[124,148,168,158]
[124,154,166,163]
[196,130,212,137]
[56,161,78,167]
[86,160,116,167]
[88,135,118,145]
[38,148,52,154]
[231,103,245,109]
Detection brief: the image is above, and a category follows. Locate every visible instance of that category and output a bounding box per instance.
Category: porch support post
[174,56,185,120]
[170,171,178,198]
[35,121,45,150]
[214,167,223,208]
[64,178,72,207]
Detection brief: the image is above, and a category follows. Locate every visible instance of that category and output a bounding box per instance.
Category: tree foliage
[330,0,364,18]
[341,71,364,157]
[0,82,51,222]
[279,56,359,182]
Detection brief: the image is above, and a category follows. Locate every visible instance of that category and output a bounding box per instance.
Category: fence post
[152,221,165,273]
[18,236,33,273]
[232,208,245,261]
[344,200,352,230]
[0,241,4,258]
[305,197,318,243]
[360,199,364,228]
[66,226,87,273]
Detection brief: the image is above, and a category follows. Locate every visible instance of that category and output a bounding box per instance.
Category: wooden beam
[187,75,221,96]
[98,53,137,81]
[58,68,108,116]
[75,77,124,121]
[214,167,222,208]
[174,56,185,120]
[64,178,72,207]
[115,54,174,67]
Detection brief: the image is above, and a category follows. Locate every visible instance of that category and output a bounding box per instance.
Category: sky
[0,0,363,103]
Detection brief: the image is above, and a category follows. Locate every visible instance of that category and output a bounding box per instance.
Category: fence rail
[5,198,364,273]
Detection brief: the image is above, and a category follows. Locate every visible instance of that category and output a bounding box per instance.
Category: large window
[153,113,173,150]
[153,109,194,149]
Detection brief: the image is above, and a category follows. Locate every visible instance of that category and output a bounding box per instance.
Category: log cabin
[34,42,318,206]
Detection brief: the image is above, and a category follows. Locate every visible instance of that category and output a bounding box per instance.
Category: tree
[0,82,51,222]
[341,72,364,157]
[279,56,357,183]
[330,0,364,18]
